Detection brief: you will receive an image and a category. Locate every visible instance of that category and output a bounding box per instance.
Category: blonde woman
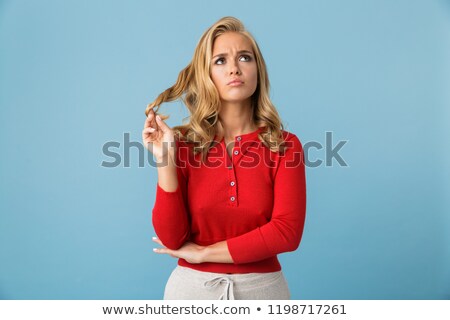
[142,16,306,300]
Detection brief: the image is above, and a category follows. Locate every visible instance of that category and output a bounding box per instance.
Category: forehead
[212,32,253,54]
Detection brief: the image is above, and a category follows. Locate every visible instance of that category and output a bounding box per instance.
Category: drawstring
[204,276,235,300]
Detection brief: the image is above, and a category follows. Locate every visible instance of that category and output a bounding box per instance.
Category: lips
[227,79,244,85]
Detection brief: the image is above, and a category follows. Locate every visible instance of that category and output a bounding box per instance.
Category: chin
[221,94,253,103]
[221,99,251,104]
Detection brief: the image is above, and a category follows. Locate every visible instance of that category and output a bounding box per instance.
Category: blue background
[0,0,449,299]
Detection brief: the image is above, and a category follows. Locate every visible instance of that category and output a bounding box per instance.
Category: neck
[217,99,257,139]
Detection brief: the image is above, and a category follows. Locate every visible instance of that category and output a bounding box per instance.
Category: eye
[214,55,252,65]
[214,58,225,65]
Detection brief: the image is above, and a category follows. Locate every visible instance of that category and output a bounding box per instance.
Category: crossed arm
[152,237,232,264]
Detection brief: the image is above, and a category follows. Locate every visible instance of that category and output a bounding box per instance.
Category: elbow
[270,217,305,254]
[289,225,305,252]
[155,231,189,250]
[286,235,302,252]
[162,240,184,251]
[152,214,190,250]
[269,233,302,255]
[277,225,304,253]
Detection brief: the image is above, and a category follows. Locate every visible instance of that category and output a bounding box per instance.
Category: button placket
[233,135,243,161]
[231,145,242,166]
[226,135,244,206]
[223,130,264,207]
[223,140,238,207]
[227,166,238,207]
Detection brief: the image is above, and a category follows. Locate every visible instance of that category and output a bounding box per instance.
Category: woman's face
[210,32,258,105]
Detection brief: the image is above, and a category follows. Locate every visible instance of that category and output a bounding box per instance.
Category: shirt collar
[214,126,266,143]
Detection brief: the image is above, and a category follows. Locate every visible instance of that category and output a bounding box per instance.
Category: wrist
[199,245,209,263]
[155,152,176,167]
[200,241,233,264]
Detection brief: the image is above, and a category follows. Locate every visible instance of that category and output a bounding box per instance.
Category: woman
[142,16,306,300]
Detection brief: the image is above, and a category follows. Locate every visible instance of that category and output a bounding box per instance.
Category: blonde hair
[145,16,286,161]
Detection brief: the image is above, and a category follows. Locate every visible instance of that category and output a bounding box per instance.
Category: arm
[156,152,179,192]
[152,144,190,250]
[153,238,232,264]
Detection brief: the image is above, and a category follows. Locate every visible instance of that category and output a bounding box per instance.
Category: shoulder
[174,128,190,148]
[275,130,305,170]
[174,128,195,163]
[280,129,303,152]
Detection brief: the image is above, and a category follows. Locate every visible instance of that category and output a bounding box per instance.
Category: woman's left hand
[152,237,206,264]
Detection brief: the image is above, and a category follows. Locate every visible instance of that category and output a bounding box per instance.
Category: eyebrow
[212,50,254,59]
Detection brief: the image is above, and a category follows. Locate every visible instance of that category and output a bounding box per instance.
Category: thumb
[155,115,171,133]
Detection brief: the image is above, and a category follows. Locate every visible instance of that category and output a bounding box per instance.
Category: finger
[155,115,170,133]
[142,128,156,143]
[153,247,174,256]
[153,247,168,254]
[143,127,156,134]
[152,237,165,247]
[144,109,156,128]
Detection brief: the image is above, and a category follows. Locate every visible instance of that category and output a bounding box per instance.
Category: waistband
[174,265,284,300]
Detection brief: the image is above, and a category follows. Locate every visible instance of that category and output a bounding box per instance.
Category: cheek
[246,65,258,87]
[210,69,223,87]
[244,62,257,77]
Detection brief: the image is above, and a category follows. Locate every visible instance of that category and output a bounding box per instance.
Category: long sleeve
[151,140,190,250]
[226,134,307,264]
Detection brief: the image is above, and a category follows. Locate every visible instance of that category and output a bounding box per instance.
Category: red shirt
[152,127,307,273]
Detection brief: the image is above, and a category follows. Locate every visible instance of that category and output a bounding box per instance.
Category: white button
[230,181,235,186]
[233,150,239,155]
[236,136,242,141]
[230,196,235,201]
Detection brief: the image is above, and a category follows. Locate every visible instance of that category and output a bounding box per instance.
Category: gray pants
[164,266,290,300]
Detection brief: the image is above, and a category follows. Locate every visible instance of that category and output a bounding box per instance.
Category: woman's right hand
[142,108,175,162]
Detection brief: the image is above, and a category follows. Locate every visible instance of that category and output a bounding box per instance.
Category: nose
[228,60,241,75]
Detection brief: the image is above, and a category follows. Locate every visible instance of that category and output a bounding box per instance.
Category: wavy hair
[145,16,286,161]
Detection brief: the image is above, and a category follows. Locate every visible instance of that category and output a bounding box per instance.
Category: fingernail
[153,248,158,252]
[152,236,157,240]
